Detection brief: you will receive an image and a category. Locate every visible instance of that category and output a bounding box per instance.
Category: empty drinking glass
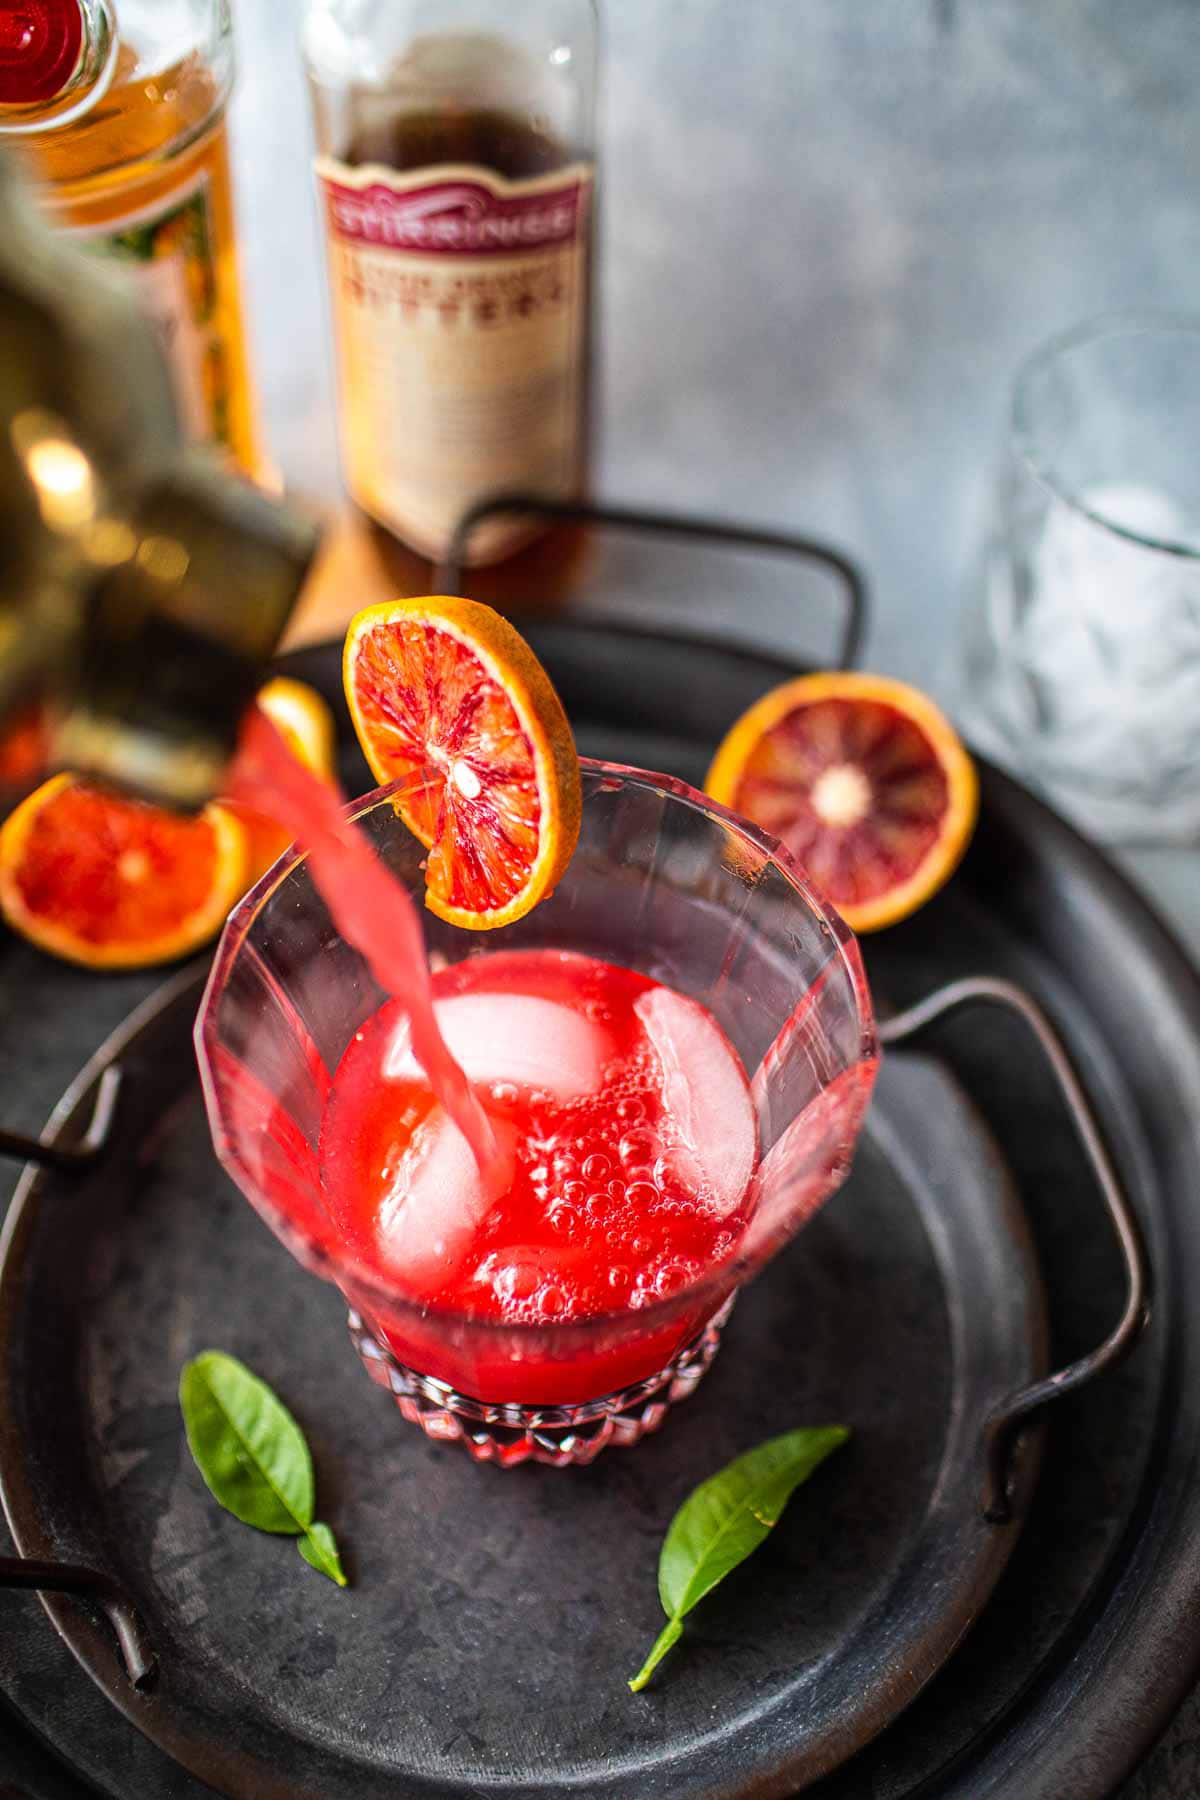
[962,314,1200,842]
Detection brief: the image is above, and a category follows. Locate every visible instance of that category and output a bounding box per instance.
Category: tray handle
[878,975,1150,1525]
[0,1062,148,1687]
[436,493,868,672]
[0,1066,121,1172]
[0,1554,154,1686]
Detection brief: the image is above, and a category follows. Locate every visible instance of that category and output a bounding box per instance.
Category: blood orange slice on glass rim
[0,772,246,968]
[705,671,978,932]
[343,596,581,931]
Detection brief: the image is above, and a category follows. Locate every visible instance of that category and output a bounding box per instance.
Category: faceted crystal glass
[196,762,877,1465]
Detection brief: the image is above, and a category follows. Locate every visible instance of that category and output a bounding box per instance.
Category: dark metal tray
[0,620,1194,1798]
[0,963,1041,1800]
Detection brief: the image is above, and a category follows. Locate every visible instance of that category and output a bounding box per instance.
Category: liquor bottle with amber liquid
[304,1,597,606]
[0,0,261,476]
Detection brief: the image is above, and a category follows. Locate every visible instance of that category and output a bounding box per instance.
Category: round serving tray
[0,621,1193,1799]
[0,962,1040,1800]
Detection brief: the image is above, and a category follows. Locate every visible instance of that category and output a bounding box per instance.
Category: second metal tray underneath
[0,621,1195,1799]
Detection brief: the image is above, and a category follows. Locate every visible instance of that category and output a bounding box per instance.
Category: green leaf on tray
[629,1425,849,1691]
[179,1351,348,1587]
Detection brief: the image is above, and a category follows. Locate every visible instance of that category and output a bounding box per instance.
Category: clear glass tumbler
[195,763,877,1467]
[962,313,1200,842]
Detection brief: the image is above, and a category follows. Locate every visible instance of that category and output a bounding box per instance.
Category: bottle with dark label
[304,4,598,592]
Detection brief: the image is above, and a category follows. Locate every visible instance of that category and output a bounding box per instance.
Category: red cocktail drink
[197,762,876,1465]
[320,949,757,1402]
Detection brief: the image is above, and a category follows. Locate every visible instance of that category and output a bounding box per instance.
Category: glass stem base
[346,1298,735,1469]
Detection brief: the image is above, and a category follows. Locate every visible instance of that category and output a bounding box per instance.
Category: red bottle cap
[0,1,85,107]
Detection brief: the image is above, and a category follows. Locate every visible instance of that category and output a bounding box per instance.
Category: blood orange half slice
[0,773,246,968]
[343,597,581,930]
[706,672,978,932]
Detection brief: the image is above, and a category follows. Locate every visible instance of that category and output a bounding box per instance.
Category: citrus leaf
[299,1522,348,1587]
[629,1425,849,1691]
[179,1351,314,1535]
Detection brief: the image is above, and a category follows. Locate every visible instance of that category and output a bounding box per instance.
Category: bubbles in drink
[618,1127,656,1166]
[489,1255,540,1304]
[653,1258,692,1298]
[319,949,758,1328]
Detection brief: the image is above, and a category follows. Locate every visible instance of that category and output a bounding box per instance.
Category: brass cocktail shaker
[0,153,316,810]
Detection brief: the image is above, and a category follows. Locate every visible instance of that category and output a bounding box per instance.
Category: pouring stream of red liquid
[228,705,498,1178]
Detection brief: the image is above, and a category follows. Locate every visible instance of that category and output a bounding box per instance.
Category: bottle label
[316,156,593,562]
[67,168,234,456]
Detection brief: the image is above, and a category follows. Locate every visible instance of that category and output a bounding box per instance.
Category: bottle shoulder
[8,43,230,204]
[304,1,598,87]
[305,15,597,168]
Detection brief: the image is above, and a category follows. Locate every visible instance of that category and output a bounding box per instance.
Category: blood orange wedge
[232,677,337,883]
[343,596,581,930]
[256,676,337,774]
[705,672,978,932]
[0,702,49,792]
[0,773,246,968]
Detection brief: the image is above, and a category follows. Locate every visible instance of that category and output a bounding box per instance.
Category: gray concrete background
[225,13,1200,1790]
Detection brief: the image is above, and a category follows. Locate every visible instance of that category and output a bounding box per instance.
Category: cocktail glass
[195,762,878,1467]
